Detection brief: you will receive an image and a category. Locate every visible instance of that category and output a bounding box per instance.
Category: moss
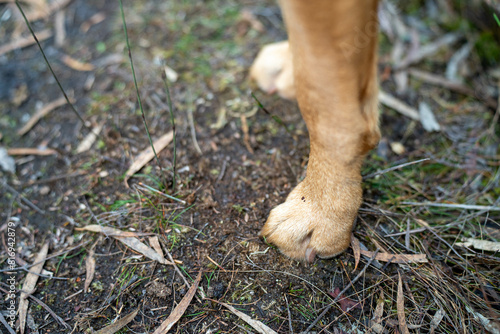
[475,31,500,66]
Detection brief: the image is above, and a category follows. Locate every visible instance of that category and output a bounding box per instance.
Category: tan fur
[252,0,380,261]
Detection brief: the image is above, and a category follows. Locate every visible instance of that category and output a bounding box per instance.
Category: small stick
[284,294,293,334]
[363,158,430,180]
[403,202,500,211]
[1,180,45,214]
[0,29,51,55]
[187,107,202,154]
[378,90,420,120]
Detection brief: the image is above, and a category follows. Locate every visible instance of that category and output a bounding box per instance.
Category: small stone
[390,142,405,155]
[39,186,50,195]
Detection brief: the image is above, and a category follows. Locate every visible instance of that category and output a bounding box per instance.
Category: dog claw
[305,248,316,263]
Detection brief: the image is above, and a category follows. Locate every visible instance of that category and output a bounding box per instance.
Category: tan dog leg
[257,0,380,262]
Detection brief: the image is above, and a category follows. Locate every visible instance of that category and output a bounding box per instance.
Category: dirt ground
[1,0,499,333]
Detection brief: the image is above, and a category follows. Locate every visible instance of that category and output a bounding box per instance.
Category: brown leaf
[360,250,427,263]
[79,225,173,265]
[219,302,278,334]
[19,242,49,334]
[75,123,104,154]
[61,54,95,71]
[153,271,202,334]
[328,287,362,312]
[149,236,164,258]
[456,238,500,252]
[370,290,385,333]
[80,12,106,33]
[95,308,139,334]
[350,235,361,272]
[84,242,97,293]
[124,131,174,187]
[17,96,71,136]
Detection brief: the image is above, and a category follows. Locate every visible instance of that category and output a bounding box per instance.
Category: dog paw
[260,167,362,262]
[250,41,295,100]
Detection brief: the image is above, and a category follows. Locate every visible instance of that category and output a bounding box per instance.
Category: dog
[250,0,380,262]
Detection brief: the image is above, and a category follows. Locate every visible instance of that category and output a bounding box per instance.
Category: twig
[163,239,203,303]
[135,183,186,204]
[25,290,71,329]
[216,158,228,183]
[1,180,45,214]
[0,311,15,334]
[384,227,426,237]
[284,294,293,334]
[394,33,460,70]
[163,76,177,190]
[0,240,90,273]
[7,148,57,156]
[187,107,202,154]
[305,250,379,332]
[409,69,497,109]
[25,170,86,186]
[0,28,51,55]
[378,90,420,120]
[403,202,500,211]
[363,158,430,180]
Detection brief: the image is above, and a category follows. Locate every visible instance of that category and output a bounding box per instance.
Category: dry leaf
[239,9,264,32]
[0,29,52,56]
[84,242,96,293]
[350,235,361,272]
[370,290,385,333]
[430,307,445,334]
[61,54,95,71]
[95,308,139,334]
[397,273,410,334]
[378,90,420,120]
[79,225,172,265]
[0,147,15,173]
[328,287,362,312]
[17,96,70,136]
[149,236,164,258]
[153,271,202,334]
[80,12,106,33]
[360,250,428,263]
[11,83,28,107]
[419,102,441,132]
[164,66,178,82]
[7,148,57,156]
[456,238,500,252]
[219,302,278,334]
[19,242,49,334]
[124,131,174,187]
[76,123,103,154]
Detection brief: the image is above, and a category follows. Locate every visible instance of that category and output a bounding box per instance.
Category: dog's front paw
[261,168,362,262]
[250,41,295,100]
